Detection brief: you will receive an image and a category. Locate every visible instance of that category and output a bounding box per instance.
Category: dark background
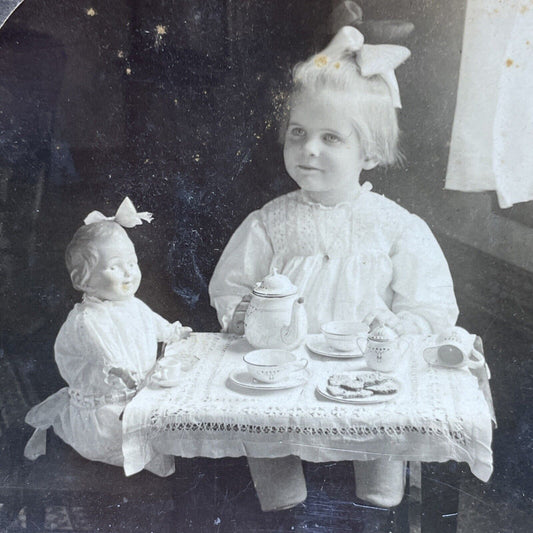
[1,1,533,531]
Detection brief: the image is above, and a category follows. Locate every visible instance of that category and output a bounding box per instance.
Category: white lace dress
[24,295,182,476]
[209,185,458,334]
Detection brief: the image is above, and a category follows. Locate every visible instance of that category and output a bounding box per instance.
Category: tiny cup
[320,321,369,352]
[154,358,182,382]
[243,349,308,383]
[423,327,485,369]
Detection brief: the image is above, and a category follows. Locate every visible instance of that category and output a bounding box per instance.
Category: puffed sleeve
[55,308,135,392]
[209,210,274,331]
[389,215,459,334]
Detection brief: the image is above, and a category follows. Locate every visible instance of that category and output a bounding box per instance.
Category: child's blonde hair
[65,221,130,292]
[284,50,401,165]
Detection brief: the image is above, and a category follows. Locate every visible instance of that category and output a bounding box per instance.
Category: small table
[122,333,495,516]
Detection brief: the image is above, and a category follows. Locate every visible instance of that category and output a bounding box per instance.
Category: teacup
[154,358,182,382]
[320,321,369,352]
[243,349,308,383]
[423,327,485,369]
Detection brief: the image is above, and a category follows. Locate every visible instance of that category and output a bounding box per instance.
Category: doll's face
[283,90,376,196]
[84,234,141,301]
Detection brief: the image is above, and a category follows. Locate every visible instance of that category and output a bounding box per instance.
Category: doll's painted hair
[65,221,130,292]
[282,50,401,165]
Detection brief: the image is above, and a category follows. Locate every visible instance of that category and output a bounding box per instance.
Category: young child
[209,27,459,509]
[24,198,191,476]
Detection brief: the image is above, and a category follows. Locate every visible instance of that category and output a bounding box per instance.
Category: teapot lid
[369,324,398,341]
[252,269,297,298]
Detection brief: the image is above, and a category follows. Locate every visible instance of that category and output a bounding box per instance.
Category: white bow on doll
[84,197,153,227]
[316,26,410,108]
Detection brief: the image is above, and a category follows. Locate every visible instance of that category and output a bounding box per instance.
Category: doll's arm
[148,311,191,343]
[388,216,459,334]
[108,367,137,389]
[209,211,274,332]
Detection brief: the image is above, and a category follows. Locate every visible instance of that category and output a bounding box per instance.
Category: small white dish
[151,374,181,388]
[306,334,364,358]
[229,368,310,391]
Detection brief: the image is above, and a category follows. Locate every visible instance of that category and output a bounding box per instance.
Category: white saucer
[316,371,401,404]
[229,368,310,391]
[306,334,364,358]
[151,375,181,388]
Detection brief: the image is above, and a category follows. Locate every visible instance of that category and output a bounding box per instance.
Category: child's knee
[353,459,406,508]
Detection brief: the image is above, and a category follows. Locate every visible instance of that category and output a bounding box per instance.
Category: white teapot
[244,269,308,350]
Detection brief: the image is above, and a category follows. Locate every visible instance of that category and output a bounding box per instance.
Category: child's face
[84,234,141,301]
[283,90,371,196]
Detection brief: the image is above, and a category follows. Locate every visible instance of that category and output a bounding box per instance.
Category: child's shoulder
[364,191,419,224]
[362,192,432,240]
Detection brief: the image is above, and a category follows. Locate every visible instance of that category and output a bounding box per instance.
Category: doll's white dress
[25,295,181,476]
[209,185,458,334]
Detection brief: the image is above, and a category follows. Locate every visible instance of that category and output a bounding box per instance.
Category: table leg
[407,461,422,533]
[421,462,462,533]
[247,456,307,512]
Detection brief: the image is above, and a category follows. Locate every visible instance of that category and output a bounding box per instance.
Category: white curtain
[446,0,533,208]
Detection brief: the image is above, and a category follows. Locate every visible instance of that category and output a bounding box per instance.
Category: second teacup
[243,349,308,383]
[154,358,182,382]
[320,321,369,352]
[423,327,484,369]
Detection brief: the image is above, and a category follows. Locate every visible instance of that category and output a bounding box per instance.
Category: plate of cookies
[317,371,401,404]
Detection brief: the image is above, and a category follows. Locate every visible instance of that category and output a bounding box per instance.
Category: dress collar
[82,294,134,306]
[299,181,372,209]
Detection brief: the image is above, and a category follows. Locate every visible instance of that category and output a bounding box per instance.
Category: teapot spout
[281,297,308,349]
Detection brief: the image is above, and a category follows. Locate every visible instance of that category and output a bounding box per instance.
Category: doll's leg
[353,459,406,508]
[247,456,307,511]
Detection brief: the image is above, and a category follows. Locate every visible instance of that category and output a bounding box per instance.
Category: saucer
[229,368,310,391]
[306,334,364,358]
[151,374,181,388]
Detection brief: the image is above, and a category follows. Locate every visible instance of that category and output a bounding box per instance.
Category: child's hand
[178,326,193,340]
[228,294,252,335]
[364,309,407,336]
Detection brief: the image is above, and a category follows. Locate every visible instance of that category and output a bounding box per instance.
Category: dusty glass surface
[0,1,531,531]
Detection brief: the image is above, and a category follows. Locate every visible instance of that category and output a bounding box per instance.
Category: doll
[25,198,191,476]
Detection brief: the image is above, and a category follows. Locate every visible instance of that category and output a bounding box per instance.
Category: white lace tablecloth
[122,333,495,481]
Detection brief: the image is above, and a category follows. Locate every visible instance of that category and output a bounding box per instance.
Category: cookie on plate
[327,385,374,399]
[341,388,374,399]
[327,385,347,397]
[328,374,364,391]
[360,372,388,387]
[365,379,398,395]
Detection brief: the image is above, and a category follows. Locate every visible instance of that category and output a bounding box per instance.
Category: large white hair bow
[317,26,410,108]
[84,197,153,227]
